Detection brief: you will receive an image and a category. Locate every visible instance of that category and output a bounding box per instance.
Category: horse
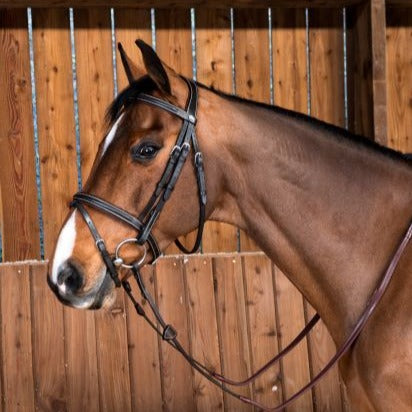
[49,40,412,411]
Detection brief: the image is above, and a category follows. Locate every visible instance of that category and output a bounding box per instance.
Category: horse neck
[202,93,412,345]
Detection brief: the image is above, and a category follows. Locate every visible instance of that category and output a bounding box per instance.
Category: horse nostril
[57,262,84,294]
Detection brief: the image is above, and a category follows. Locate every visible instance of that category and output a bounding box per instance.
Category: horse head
[49,40,223,309]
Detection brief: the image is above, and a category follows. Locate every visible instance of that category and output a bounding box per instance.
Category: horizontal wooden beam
[386,0,412,7]
[0,0,364,9]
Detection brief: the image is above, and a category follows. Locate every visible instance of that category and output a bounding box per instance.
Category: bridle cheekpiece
[71,77,206,287]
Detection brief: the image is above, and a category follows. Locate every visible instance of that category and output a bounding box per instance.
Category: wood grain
[242,255,282,407]
[370,0,388,145]
[346,2,374,138]
[184,256,224,411]
[94,293,132,412]
[347,0,388,143]
[234,9,271,252]
[0,252,349,410]
[114,8,152,90]
[32,9,78,258]
[0,264,35,411]
[309,9,344,410]
[213,255,252,411]
[113,12,162,409]
[305,302,344,412]
[196,9,239,253]
[386,7,412,151]
[309,8,345,126]
[60,14,109,412]
[271,10,315,412]
[155,9,196,254]
[73,8,114,181]
[64,307,100,412]
[0,10,40,261]
[125,265,163,412]
[272,8,307,113]
[32,10,102,412]
[155,257,196,411]
[30,263,67,411]
[274,269,313,412]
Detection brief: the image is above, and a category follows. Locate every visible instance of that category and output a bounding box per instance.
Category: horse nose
[57,261,84,294]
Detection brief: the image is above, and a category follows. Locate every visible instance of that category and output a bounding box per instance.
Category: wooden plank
[196,9,239,253]
[156,9,192,77]
[272,8,307,114]
[0,10,40,261]
[212,255,253,411]
[242,255,282,407]
[386,0,412,5]
[74,8,114,180]
[114,8,152,90]
[347,0,388,143]
[0,201,1,404]
[308,10,344,410]
[0,188,2,263]
[125,265,163,412]
[155,9,196,254]
[273,269,313,411]
[155,257,196,410]
[0,0,364,9]
[30,263,67,411]
[94,293,132,412]
[234,9,270,252]
[184,256,224,411]
[32,9,78,258]
[370,0,388,145]
[346,2,375,138]
[386,7,412,151]
[64,307,100,412]
[387,0,412,6]
[62,13,105,412]
[304,302,344,412]
[32,10,100,412]
[271,10,315,412]
[309,8,345,126]
[114,11,161,410]
[0,264,35,411]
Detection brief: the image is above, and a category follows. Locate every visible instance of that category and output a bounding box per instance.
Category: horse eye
[131,142,160,162]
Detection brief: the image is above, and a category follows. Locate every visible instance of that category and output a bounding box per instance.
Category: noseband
[71,78,206,287]
[69,76,412,411]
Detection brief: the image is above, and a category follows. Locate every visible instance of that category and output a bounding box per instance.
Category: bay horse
[49,40,412,411]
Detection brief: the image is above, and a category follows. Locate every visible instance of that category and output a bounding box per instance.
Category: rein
[70,77,412,411]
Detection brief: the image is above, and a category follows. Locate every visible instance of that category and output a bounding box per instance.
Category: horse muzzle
[47,262,115,310]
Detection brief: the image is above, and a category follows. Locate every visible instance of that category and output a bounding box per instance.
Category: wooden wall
[0,2,411,411]
[0,256,343,412]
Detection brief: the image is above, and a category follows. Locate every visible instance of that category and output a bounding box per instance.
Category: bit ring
[114,239,147,269]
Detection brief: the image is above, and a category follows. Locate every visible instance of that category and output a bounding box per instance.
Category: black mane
[106,75,157,124]
[197,82,411,165]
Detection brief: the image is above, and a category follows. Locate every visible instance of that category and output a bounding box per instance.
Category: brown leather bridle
[70,73,412,411]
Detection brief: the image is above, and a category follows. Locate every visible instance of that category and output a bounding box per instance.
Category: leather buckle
[195,152,203,167]
[170,145,181,159]
[188,114,196,125]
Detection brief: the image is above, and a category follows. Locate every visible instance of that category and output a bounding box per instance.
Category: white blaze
[101,113,124,158]
[51,210,77,284]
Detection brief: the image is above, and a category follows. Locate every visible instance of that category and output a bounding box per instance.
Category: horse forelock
[105,75,157,126]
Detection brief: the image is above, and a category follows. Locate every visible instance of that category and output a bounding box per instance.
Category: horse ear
[117,42,145,84]
[135,39,172,95]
